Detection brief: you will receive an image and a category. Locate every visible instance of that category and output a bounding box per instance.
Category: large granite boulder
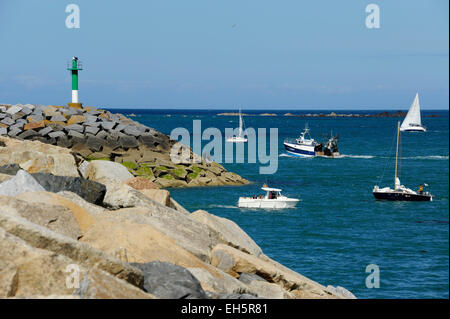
[0,163,21,175]
[208,293,260,299]
[190,210,262,257]
[84,160,133,182]
[0,170,45,196]
[93,179,219,263]
[0,173,13,183]
[74,267,155,299]
[0,166,106,205]
[55,191,107,218]
[0,227,152,298]
[139,189,170,206]
[326,285,357,299]
[243,279,292,299]
[30,173,106,205]
[210,244,342,299]
[124,176,159,190]
[0,136,79,177]
[0,211,144,288]
[78,212,224,281]
[14,191,96,233]
[168,198,190,215]
[187,267,252,296]
[130,261,207,299]
[86,182,219,263]
[0,195,82,240]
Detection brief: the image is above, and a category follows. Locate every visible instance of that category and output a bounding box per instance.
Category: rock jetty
[0,103,248,188]
[0,139,356,299]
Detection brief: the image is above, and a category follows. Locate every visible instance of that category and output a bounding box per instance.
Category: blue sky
[0,0,448,109]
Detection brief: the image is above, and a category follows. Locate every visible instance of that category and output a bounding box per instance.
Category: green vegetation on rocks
[122,161,138,170]
[187,166,204,182]
[191,166,203,174]
[135,165,154,179]
[170,167,187,179]
[187,171,200,181]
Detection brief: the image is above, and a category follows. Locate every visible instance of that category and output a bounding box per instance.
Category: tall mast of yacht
[394,121,400,189]
[238,107,243,137]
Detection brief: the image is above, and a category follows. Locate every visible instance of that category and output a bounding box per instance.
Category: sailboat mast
[238,108,243,137]
[394,121,400,189]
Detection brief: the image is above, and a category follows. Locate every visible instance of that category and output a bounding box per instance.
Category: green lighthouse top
[67,56,83,71]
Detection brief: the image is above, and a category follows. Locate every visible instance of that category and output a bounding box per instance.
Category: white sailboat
[373,121,433,201]
[400,93,426,132]
[226,108,248,143]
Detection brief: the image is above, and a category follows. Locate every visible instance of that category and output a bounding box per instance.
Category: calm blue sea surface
[110,108,449,299]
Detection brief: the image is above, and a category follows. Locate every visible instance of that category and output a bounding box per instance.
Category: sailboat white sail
[226,108,248,143]
[400,93,426,132]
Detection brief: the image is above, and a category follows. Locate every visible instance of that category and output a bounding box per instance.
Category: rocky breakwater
[0,137,355,299]
[0,103,248,188]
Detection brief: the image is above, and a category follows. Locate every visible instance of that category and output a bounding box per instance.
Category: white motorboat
[226,108,248,143]
[238,185,300,209]
[400,93,426,132]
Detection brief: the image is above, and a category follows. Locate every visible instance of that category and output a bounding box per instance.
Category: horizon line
[103,107,449,111]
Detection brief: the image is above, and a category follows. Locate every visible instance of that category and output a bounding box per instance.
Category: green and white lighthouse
[67,56,83,107]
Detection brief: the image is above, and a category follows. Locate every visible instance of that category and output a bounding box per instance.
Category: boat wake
[279,153,314,159]
[379,155,449,160]
[279,153,298,158]
[326,154,374,159]
[403,155,449,160]
[281,153,447,160]
[208,204,239,209]
[280,153,374,159]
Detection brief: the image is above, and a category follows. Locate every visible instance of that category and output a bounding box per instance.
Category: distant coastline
[217,111,441,118]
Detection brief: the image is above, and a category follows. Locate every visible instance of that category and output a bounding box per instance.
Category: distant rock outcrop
[280,111,413,117]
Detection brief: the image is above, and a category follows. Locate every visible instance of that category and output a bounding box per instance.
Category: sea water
[110,108,449,299]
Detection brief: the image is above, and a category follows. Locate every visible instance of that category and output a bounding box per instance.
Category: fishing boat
[400,93,426,132]
[373,121,433,201]
[226,108,247,143]
[238,185,300,209]
[283,125,340,157]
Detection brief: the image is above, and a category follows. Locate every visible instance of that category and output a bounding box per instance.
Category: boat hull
[373,191,432,201]
[283,142,315,157]
[238,198,299,209]
[400,127,426,132]
[226,137,248,143]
